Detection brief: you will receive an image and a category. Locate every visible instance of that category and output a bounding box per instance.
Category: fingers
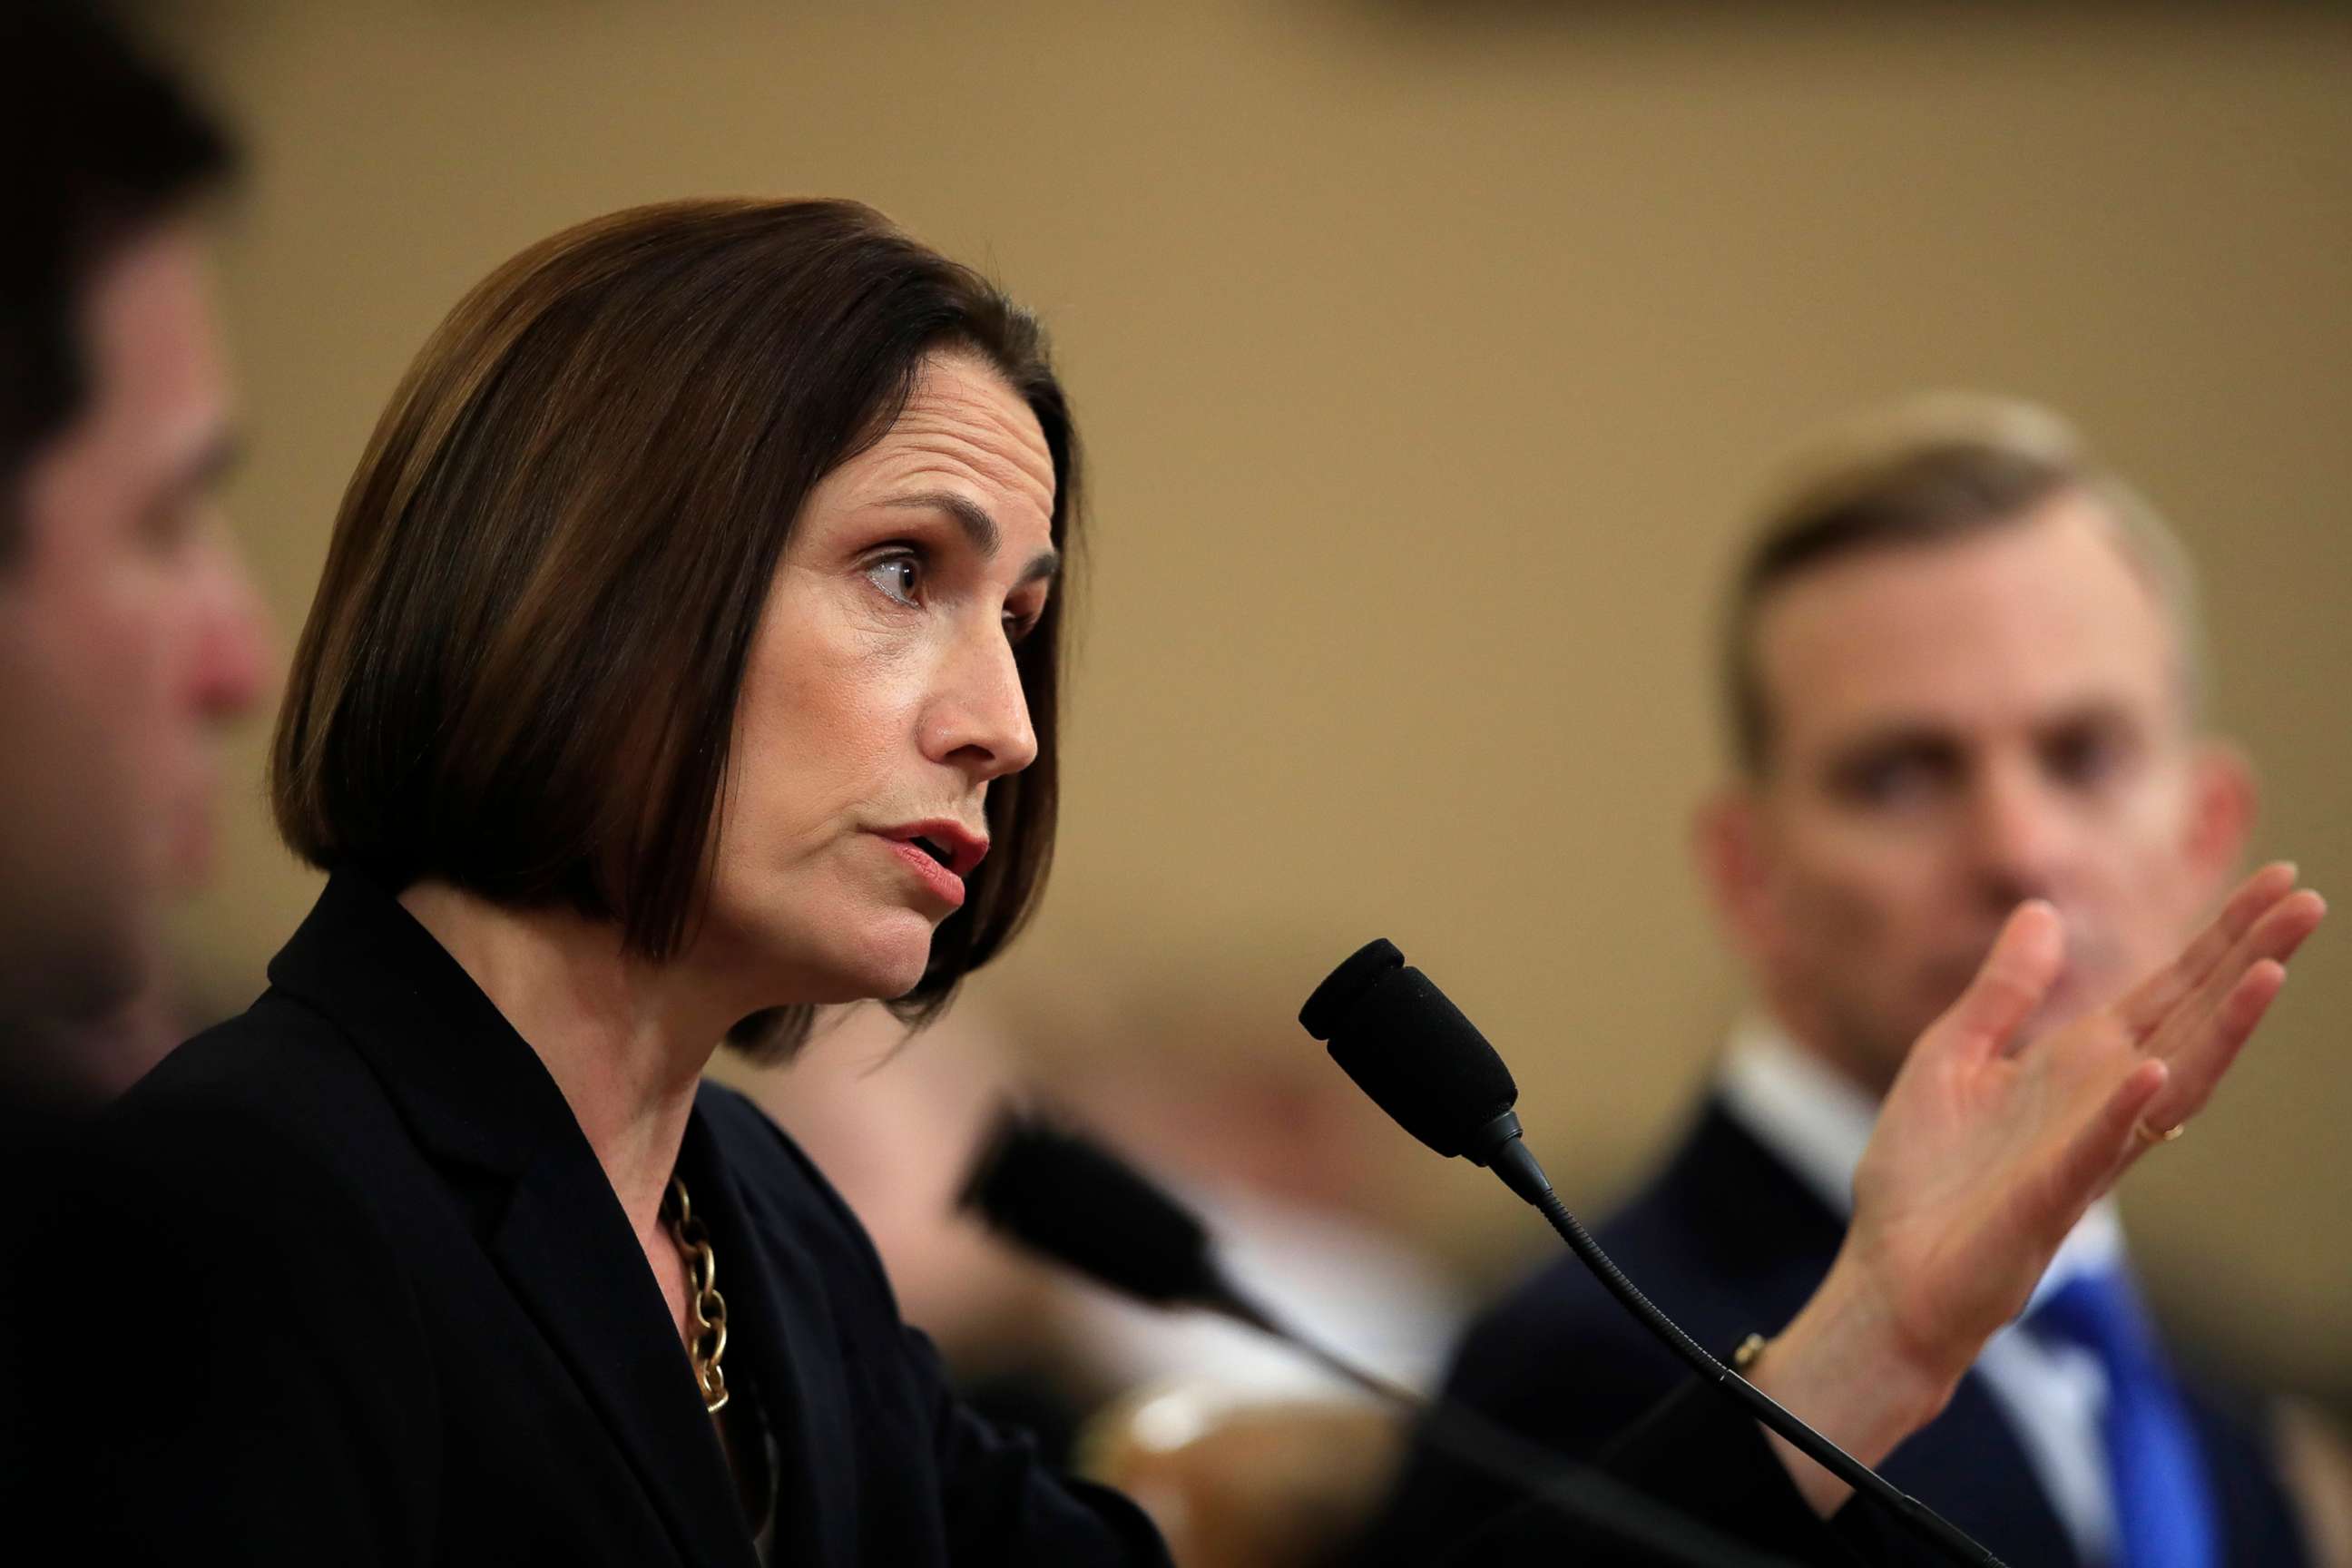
[2156,886,2324,1056]
[1933,900,2065,1066]
[2034,1059,2169,1233]
[2143,956,2293,1130]
[2117,863,2300,1040]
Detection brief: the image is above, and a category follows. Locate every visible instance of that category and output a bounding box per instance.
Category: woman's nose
[924,617,1038,782]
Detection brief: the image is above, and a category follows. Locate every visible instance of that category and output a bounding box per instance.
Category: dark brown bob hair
[270,198,1078,1054]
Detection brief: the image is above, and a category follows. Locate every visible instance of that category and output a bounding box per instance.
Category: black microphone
[959,1106,1799,1568]
[955,1107,1281,1334]
[1302,938,2006,1568]
[1298,938,1552,1206]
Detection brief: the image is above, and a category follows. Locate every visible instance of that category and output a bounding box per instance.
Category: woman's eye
[1003,608,1042,646]
[865,553,923,607]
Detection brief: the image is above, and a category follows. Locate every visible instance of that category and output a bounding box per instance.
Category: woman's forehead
[855,353,1054,525]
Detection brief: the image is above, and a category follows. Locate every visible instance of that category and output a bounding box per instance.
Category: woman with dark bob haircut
[34,199,2327,1567]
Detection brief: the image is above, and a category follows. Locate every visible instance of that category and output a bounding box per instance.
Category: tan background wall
[159,1,2350,1393]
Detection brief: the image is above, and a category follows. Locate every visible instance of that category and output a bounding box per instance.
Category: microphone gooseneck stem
[1489,1134,2005,1568]
[1201,1281,1803,1568]
[1201,1283,1423,1408]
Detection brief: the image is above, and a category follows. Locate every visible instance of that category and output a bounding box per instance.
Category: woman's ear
[2182,740,2258,898]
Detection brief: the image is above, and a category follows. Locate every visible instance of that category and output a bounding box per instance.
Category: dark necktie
[2025,1269,2218,1568]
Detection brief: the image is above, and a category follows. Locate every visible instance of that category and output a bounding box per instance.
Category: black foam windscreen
[1299,942,1519,1161]
[1298,936,1405,1040]
[957,1108,1220,1308]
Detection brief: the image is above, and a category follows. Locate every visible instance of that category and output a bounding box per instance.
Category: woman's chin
[714,901,938,1006]
[822,927,937,1004]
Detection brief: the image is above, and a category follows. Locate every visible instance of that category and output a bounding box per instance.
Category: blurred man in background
[0,0,265,1275]
[1374,397,2347,1565]
[1,8,264,1514]
[1,16,265,1477]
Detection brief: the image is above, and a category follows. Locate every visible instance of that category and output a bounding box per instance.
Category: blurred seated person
[0,9,266,1483]
[0,0,264,1138]
[1373,396,2345,1566]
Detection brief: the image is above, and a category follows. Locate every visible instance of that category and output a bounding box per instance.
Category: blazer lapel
[490,1151,763,1568]
[265,873,762,1568]
[677,1101,856,1565]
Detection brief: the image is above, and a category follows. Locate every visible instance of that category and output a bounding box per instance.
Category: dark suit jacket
[1371,1098,2315,1567]
[25,873,1170,1566]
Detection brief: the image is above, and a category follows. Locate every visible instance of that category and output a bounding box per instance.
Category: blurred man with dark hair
[0,8,268,1454]
[0,2,265,1102]
[1,5,267,1501]
[1373,397,2343,1566]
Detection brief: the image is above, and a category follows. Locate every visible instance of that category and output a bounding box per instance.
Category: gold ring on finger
[2133,1118,2187,1147]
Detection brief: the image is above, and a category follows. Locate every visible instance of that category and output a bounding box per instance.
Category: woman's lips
[878,834,967,909]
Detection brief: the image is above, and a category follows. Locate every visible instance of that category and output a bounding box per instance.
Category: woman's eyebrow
[885,489,1060,583]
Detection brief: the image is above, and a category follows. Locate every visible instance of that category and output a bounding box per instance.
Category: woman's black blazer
[34,872,1168,1566]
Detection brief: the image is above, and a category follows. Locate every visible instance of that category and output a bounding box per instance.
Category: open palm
[1844,862,2326,1383]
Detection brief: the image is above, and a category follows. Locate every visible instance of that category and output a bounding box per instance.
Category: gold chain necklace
[662,1175,730,1414]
